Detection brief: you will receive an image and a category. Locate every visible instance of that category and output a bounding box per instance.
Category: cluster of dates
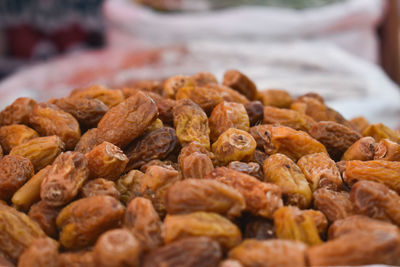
[0,70,400,267]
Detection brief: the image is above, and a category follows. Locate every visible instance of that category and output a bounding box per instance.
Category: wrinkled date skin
[228,161,262,180]
[178,141,216,166]
[85,141,128,180]
[59,250,95,267]
[29,103,81,150]
[10,135,65,171]
[40,151,89,207]
[157,98,176,125]
[223,69,257,100]
[74,128,98,154]
[96,91,158,148]
[209,102,250,142]
[313,188,353,223]
[18,237,60,267]
[163,75,195,99]
[0,124,39,153]
[362,123,400,143]
[124,127,178,171]
[173,99,211,150]
[116,170,144,204]
[341,136,376,161]
[142,237,222,267]
[343,160,400,193]
[263,106,316,133]
[212,128,257,165]
[297,152,342,191]
[191,71,218,86]
[0,155,34,200]
[258,89,293,108]
[205,167,283,218]
[263,153,312,208]
[203,84,249,105]
[350,116,370,133]
[180,152,214,179]
[28,200,61,238]
[0,203,46,260]
[69,85,124,108]
[123,197,163,251]
[350,180,400,226]
[56,195,125,249]
[0,97,36,126]
[374,138,400,161]
[176,85,224,115]
[163,211,242,250]
[165,179,245,218]
[310,121,362,160]
[93,228,141,267]
[229,239,307,267]
[80,178,120,200]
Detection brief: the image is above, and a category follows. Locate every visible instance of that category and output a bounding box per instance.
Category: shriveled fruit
[10,135,64,171]
[205,167,283,218]
[176,85,224,115]
[362,123,400,143]
[93,228,141,267]
[80,178,120,199]
[165,179,245,218]
[123,197,162,251]
[121,88,163,104]
[0,124,39,153]
[115,170,144,204]
[0,155,34,200]
[258,89,292,108]
[178,141,215,166]
[341,136,376,161]
[18,237,60,267]
[244,101,264,126]
[374,138,400,161]
[163,75,194,99]
[74,128,98,154]
[142,237,222,267]
[180,152,214,179]
[69,85,124,108]
[59,250,95,267]
[223,70,257,100]
[204,84,249,105]
[303,209,328,236]
[350,180,400,226]
[191,71,218,86]
[0,97,36,126]
[209,102,250,142]
[228,161,262,180]
[85,141,128,180]
[212,128,256,165]
[41,152,89,207]
[263,153,312,208]
[157,98,176,125]
[350,116,369,133]
[313,188,353,223]
[229,239,307,267]
[273,206,323,246]
[96,91,158,148]
[28,200,60,238]
[343,160,400,193]
[56,195,124,249]
[297,152,342,191]
[163,211,242,250]
[173,99,210,150]
[124,127,178,171]
[29,103,81,150]
[263,106,316,133]
[0,203,46,260]
[129,79,164,95]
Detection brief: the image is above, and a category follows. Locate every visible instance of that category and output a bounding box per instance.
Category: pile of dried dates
[0,70,399,267]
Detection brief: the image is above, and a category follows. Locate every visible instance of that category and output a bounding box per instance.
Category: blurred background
[0,0,399,127]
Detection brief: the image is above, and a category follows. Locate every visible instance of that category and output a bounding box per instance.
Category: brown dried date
[0,124,39,153]
[74,128,98,154]
[56,195,124,249]
[176,85,224,115]
[374,138,400,161]
[163,211,242,250]
[116,170,144,204]
[123,197,163,251]
[10,135,64,171]
[180,152,214,179]
[0,155,34,200]
[96,91,158,148]
[165,179,245,218]
[59,250,95,267]
[121,88,163,104]
[362,123,400,143]
[0,203,46,260]
[18,237,60,267]
[263,106,316,133]
[223,70,257,100]
[205,167,283,218]
[156,98,176,125]
[209,102,250,142]
[313,188,353,223]
[0,97,36,126]
[244,101,264,126]
[80,178,120,199]
[163,75,195,99]
[178,141,215,166]
[41,151,89,207]
[85,141,128,180]
[127,79,164,95]
[93,228,141,267]
[29,103,81,150]
[228,161,262,180]
[258,89,292,108]
[124,127,178,171]
[350,116,369,133]
[28,200,60,238]
[142,236,222,267]
[341,136,376,161]
[191,71,218,86]
[228,239,307,267]
[173,98,211,149]
[69,85,124,108]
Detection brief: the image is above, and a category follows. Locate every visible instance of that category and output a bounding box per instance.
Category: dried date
[313,188,353,223]
[244,101,264,126]
[0,124,39,153]
[263,106,316,133]
[180,152,214,179]
[176,85,224,115]
[163,75,194,99]
[374,138,400,161]
[0,97,36,126]
[18,237,60,267]
[115,170,144,204]
[341,136,376,161]
[69,85,124,108]
[80,178,120,199]
[28,200,60,238]
[228,161,262,180]
[223,70,257,100]
[258,89,292,108]
[74,128,98,154]
[362,123,400,143]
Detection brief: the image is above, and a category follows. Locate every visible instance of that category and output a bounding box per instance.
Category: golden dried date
[341,136,376,161]
[350,116,369,133]
[116,170,144,204]
[56,195,124,249]
[223,69,257,100]
[191,71,218,86]
[313,188,353,223]
[258,89,292,108]
[0,97,36,126]
[69,85,124,108]
[0,124,39,153]
[142,237,222,267]
[29,103,81,150]
[176,85,224,115]
[204,84,249,105]
[205,167,283,218]
[93,228,141,267]
[10,135,64,171]
[85,141,128,180]
[374,138,400,161]
[228,239,307,267]
[163,75,194,99]
[124,127,178,171]
[362,123,400,143]
[74,128,98,154]
[28,200,60,238]
[123,197,163,251]
[180,152,214,179]
[209,102,250,142]
[173,99,211,150]
[59,250,95,267]
[165,179,245,218]
[80,178,120,199]
[41,151,89,207]
[263,106,316,133]
[18,237,60,267]
[264,153,312,208]
[163,211,242,250]
[0,155,34,200]
[96,91,158,148]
